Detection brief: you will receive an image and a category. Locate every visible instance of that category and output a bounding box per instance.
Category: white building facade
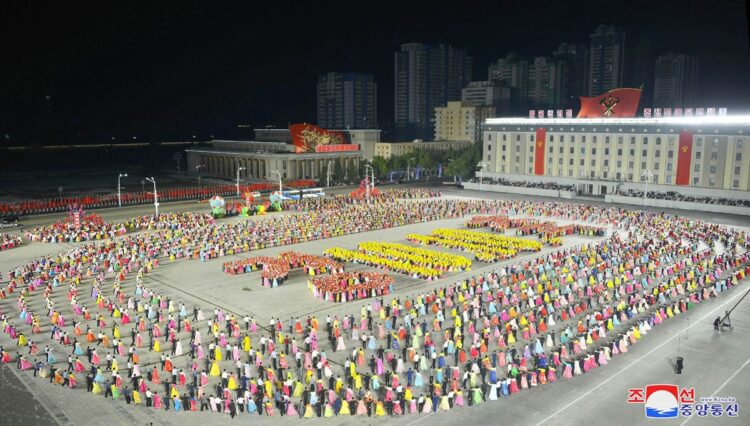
[481,116,750,195]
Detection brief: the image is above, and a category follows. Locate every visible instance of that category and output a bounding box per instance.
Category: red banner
[676,131,693,185]
[535,128,546,175]
[577,88,642,118]
[315,144,359,153]
[289,124,348,153]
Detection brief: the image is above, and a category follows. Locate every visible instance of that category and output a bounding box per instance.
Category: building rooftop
[484,115,750,127]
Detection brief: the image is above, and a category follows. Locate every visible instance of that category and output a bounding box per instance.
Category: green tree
[371,156,389,177]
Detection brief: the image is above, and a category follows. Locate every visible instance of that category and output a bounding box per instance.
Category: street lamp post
[326,161,333,188]
[196,164,206,187]
[57,187,63,204]
[117,173,128,208]
[477,161,487,190]
[272,170,282,193]
[641,169,654,209]
[364,164,374,201]
[145,177,159,216]
[236,164,246,196]
[407,157,415,182]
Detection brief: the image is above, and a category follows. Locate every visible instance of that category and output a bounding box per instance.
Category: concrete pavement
[0,191,748,425]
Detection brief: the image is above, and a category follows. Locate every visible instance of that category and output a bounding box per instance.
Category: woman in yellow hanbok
[293,381,304,397]
[339,399,351,415]
[153,339,160,352]
[113,325,120,340]
[228,374,239,390]
[375,400,386,416]
[210,361,220,376]
[214,346,222,361]
[242,335,251,353]
[304,404,315,418]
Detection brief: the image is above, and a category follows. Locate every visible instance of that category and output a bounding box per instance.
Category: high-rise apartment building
[317,72,377,130]
[586,25,628,96]
[394,43,472,141]
[488,53,529,113]
[527,57,565,109]
[653,53,699,107]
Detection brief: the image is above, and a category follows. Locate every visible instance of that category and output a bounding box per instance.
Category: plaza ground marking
[535,285,747,426]
[679,354,750,425]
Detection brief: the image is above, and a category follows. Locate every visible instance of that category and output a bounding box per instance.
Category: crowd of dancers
[0,194,748,422]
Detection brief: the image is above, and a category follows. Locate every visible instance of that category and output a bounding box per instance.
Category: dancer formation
[1,191,749,421]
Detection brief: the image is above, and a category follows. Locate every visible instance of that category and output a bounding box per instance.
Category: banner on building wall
[696,108,705,116]
[719,108,728,116]
[537,110,544,119]
[706,107,716,116]
[664,108,672,117]
[534,128,546,175]
[565,109,573,118]
[529,110,536,118]
[315,144,359,153]
[556,109,563,118]
[685,108,694,116]
[289,124,349,153]
[654,108,662,117]
[546,110,554,118]
[676,131,693,186]
[643,108,652,118]
[674,108,683,117]
[577,87,642,118]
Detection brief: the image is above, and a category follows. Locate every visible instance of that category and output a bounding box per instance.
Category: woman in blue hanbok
[414,371,423,387]
[73,342,84,356]
[246,398,257,414]
[488,368,497,384]
[534,338,544,355]
[438,354,446,368]
[488,301,497,316]
[446,340,455,355]
[500,379,509,396]
[367,335,377,351]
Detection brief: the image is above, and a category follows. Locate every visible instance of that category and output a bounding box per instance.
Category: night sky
[2,0,749,144]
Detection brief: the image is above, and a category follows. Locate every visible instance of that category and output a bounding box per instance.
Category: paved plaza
[1,191,749,426]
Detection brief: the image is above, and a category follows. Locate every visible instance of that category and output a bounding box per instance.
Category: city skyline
[2,0,749,144]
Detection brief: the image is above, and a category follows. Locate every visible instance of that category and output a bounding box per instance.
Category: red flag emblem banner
[289,124,348,153]
[535,128,546,175]
[577,88,642,118]
[676,131,693,185]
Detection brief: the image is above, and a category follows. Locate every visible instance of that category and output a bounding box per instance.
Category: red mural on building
[676,131,693,185]
[577,88,642,118]
[289,124,351,153]
[535,128,546,175]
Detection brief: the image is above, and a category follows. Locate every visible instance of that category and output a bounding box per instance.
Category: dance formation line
[309,272,395,303]
[222,252,344,287]
[407,228,544,263]
[24,212,215,244]
[325,242,472,280]
[1,233,23,251]
[466,215,606,247]
[1,196,749,419]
